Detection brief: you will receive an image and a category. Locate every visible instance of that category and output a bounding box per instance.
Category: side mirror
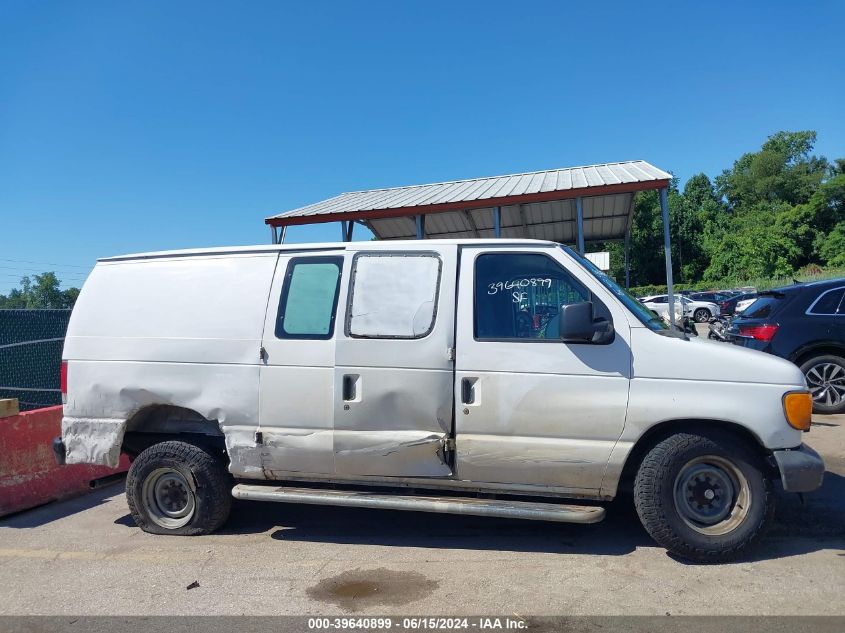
[559,301,614,344]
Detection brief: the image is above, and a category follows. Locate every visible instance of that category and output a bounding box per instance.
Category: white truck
[54,239,824,562]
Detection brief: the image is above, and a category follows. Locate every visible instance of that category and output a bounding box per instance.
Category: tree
[716,131,829,209]
[0,272,80,309]
[703,202,804,280]
[603,188,665,287]
[675,174,721,282]
[817,223,845,268]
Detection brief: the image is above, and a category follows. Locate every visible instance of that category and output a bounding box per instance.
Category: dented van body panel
[62,252,275,467]
[61,239,814,501]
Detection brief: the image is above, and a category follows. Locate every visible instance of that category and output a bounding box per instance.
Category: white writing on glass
[487,278,552,297]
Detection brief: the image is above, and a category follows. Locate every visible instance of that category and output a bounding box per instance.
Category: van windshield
[560,246,668,331]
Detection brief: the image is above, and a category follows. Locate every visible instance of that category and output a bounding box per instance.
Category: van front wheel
[634,432,773,563]
[126,441,232,535]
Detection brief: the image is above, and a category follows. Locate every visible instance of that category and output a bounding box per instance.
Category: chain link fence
[0,309,71,411]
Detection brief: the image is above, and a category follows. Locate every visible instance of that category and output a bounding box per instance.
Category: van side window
[474,253,589,340]
[347,253,441,339]
[276,257,343,339]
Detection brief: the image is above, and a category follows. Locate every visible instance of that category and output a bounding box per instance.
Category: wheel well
[793,346,845,367]
[617,419,771,492]
[121,405,226,460]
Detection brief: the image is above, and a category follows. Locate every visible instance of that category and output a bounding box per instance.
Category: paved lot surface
[2,411,843,616]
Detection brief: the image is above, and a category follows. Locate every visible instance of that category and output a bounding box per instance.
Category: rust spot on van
[307,568,438,611]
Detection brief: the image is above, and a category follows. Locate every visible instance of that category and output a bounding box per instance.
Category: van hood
[630,327,806,387]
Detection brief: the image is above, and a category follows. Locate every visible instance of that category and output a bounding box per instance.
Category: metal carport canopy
[264,159,678,323]
[265,160,670,245]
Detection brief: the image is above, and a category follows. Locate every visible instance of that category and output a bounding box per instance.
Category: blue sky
[1,1,843,293]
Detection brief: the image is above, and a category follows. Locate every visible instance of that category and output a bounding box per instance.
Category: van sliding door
[332,244,458,477]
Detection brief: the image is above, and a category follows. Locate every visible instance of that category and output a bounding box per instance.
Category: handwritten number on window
[488,278,552,303]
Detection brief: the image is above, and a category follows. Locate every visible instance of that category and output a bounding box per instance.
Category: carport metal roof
[265,160,671,246]
[263,159,679,325]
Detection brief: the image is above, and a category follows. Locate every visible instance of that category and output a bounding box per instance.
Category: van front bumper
[772,445,824,492]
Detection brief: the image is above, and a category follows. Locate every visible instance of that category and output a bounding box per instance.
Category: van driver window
[474,253,588,340]
[276,257,342,339]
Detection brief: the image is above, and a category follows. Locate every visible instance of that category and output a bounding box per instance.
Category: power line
[0,274,85,282]
[0,265,89,276]
[0,273,87,281]
[0,258,91,269]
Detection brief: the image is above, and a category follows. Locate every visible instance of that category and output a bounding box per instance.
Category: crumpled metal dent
[62,416,126,467]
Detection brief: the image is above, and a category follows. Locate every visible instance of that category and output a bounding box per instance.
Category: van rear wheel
[126,441,232,535]
[634,431,773,563]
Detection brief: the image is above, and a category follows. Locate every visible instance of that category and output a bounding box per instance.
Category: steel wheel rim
[142,467,196,529]
[805,362,845,407]
[673,455,750,536]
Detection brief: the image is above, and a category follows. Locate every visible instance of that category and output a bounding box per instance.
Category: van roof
[98,238,560,262]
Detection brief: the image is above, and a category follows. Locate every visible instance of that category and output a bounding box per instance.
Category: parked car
[734,295,758,314]
[718,292,758,316]
[690,291,735,304]
[727,279,845,414]
[640,294,721,322]
[54,239,823,563]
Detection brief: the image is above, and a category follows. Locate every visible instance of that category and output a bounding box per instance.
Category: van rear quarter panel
[62,253,277,466]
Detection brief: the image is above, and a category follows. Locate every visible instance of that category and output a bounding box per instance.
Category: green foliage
[629,265,845,298]
[817,223,845,267]
[715,131,828,207]
[0,272,80,309]
[610,130,844,288]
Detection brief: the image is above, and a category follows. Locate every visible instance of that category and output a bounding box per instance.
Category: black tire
[693,308,711,323]
[634,431,774,563]
[799,354,845,414]
[126,440,232,535]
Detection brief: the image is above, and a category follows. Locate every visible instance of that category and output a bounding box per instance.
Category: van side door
[332,244,458,477]
[454,246,631,493]
[254,251,345,478]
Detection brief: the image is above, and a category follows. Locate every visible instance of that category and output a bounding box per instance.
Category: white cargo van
[55,239,824,562]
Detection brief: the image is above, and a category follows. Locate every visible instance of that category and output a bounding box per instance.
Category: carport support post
[576,197,585,255]
[659,187,676,328]
[341,221,355,242]
[415,214,426,239]
[493,206,501,238]
[624,229,631,289]
[269,225,278,244]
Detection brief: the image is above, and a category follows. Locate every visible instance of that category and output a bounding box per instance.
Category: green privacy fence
[0,309,71,411]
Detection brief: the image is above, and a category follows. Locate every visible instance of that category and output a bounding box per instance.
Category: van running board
[231,484,605,524]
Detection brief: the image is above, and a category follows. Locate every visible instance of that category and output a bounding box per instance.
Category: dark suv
[726,279,845,413]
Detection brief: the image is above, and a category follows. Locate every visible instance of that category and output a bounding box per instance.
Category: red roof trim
[266,179,669,227]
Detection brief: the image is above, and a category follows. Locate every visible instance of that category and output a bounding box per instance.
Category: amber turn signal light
[783,392,812,431]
